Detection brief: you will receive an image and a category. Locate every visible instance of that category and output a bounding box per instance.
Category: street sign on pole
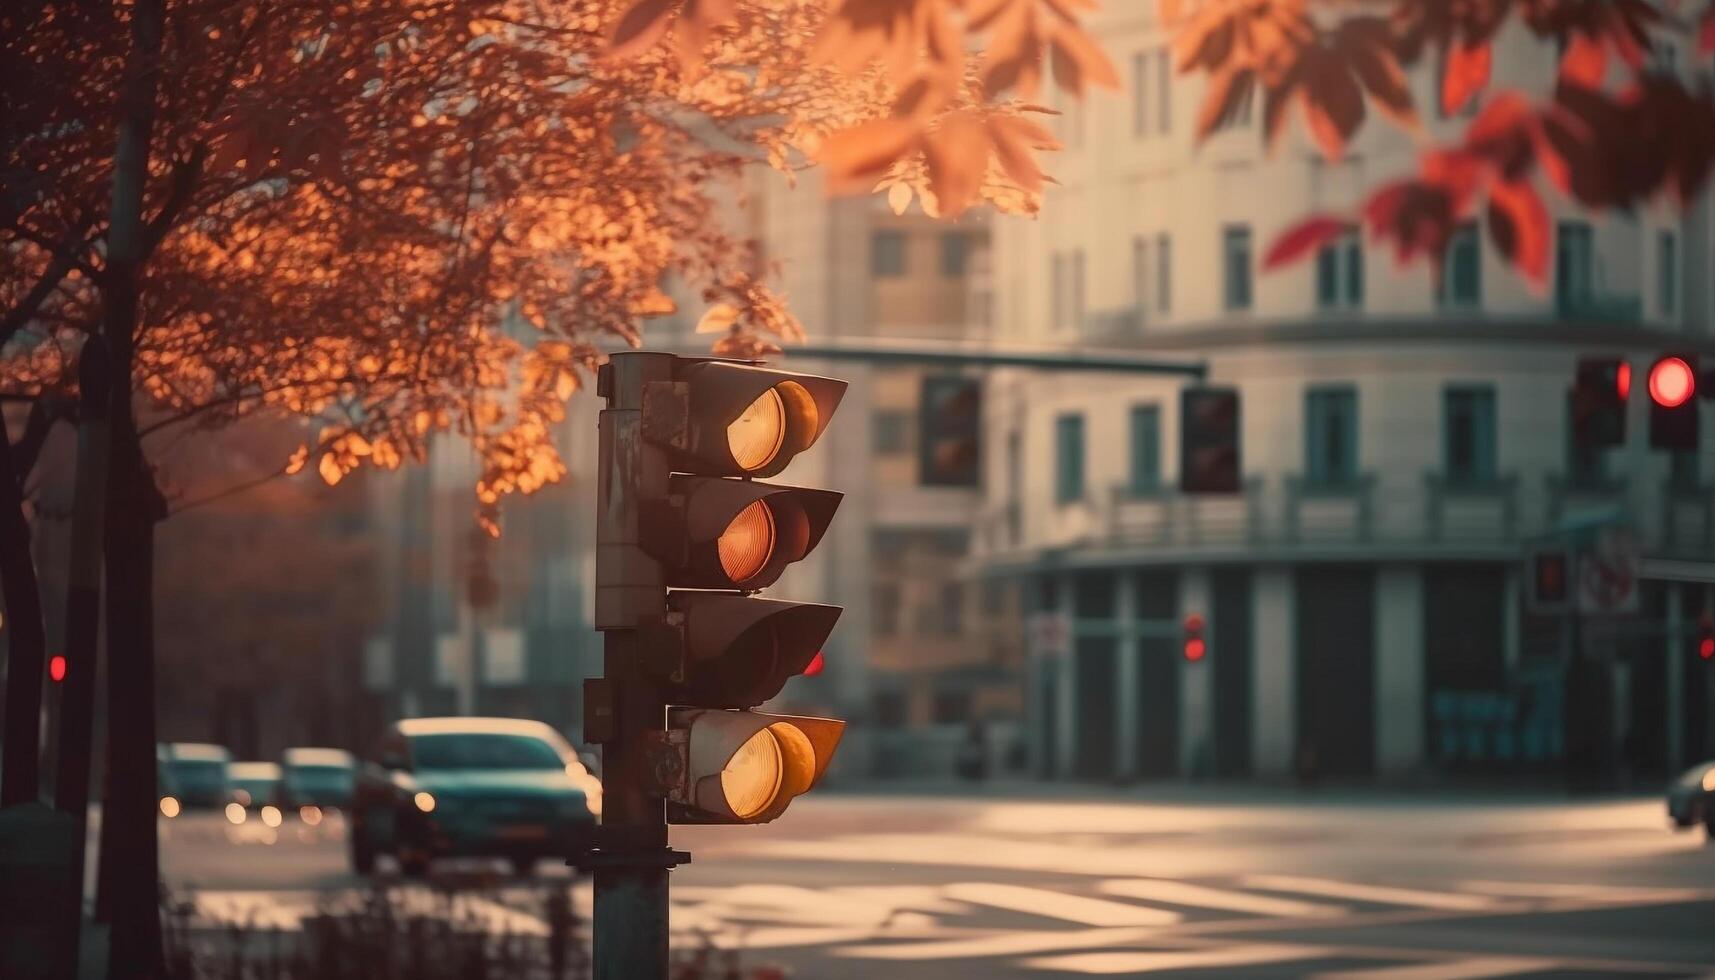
[1577,525,1641,616]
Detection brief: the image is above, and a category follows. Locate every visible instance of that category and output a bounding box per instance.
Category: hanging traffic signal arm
[640,477,842,591]
[659,708,844,825]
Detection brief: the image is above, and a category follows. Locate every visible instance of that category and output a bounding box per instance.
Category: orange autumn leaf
[817,118,926,193]
[1263,215,1351,270]
[1558,33,1607,89]
[606,0,677,60]
[1486,180,1549,286]
[1441,41,1490,117]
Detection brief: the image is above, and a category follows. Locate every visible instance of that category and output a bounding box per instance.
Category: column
[1666,583,1684,776]
[1180,567,1212,778]
[1116,568,1141,780]
[1252,566,1295,778]
[1374,565,1426,777]
[1055,572,1077,779]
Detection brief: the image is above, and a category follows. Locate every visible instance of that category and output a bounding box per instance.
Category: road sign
[1027,612,1070,658]
[1577,525,1640,615]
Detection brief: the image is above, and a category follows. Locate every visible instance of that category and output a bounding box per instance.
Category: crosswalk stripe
[1312,955,1560,979]
[941,883,1183,926]
[1099,878,1345,919]
[1022,943,1333,975]
[1456,880,1709,904]
[1243,875,1500,911]
[832,926,1164,960]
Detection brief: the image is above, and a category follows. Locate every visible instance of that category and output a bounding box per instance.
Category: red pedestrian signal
[1183,613,1206,662]
[1648,355,1699,450]
[1699,612,1714,662]
[49,655,66,683]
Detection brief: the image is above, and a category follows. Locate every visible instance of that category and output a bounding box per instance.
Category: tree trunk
[0,425,48,807]
[93,0,167,971]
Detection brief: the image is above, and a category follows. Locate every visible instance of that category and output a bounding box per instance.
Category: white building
[978,13,1715,783]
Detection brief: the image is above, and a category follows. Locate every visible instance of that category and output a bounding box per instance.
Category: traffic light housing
[1182,613,1207,662]
[919,375,981,487]
[1571,356,1628,447]
[1526,548,1571,614]
[1699,611,1714,662]
[589,351,848,832]
[1180,387,1240,494]
[1649,354,1698,450]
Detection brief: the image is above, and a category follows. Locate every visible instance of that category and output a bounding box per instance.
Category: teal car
[350,717,600,877]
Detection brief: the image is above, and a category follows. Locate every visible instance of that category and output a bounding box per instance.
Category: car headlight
[414,791,436,813]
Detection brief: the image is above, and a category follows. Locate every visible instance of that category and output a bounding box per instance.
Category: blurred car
[350,717,600,877]
[1667,760,1715,834]
[282,747,357,817]
[228,761,286,827]
[160,743,233,809]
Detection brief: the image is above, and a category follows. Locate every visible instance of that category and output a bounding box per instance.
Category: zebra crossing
[183,869,1715,976]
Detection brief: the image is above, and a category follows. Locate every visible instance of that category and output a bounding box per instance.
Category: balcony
[1080,306,1144,343]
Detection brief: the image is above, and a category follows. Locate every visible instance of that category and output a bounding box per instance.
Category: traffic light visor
[674,708,844,823]
[679,363,845,477]
[671,477,842,590]
[667,592,841,707]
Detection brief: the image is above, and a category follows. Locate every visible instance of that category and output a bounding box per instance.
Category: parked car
[1667,760,1715,835]
[282,747,357,814]
[157,746,182,818]
[160,743,233,809]
[228,761,286,826]
[350,717,599,877]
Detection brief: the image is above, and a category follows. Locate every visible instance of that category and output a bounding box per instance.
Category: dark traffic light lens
[718,500,777,585]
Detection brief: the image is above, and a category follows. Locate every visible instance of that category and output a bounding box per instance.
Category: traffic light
[589,351,847,841]
[919,375,981,487]
[1649,354,1698,450]
[1526,548,1571,614]
[48,655,66,683]
[1180,387,1240,494]
[1571,356,1628,447]
[1182,613,1206,662]
[1698,611,1714,662]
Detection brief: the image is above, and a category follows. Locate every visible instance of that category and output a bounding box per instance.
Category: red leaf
[923,111,987,217]
[1558,33,1607,89]
[817,119,925,192]
[1487,180,1549,285]
[1302,57,1365,160]
[1441,41,1490,116]
[606,0,675,60]
[1263,215,1351,270]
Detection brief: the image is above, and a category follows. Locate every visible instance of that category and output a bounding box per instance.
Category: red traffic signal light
[49,655,66,683]
[1528,549,1570,613]
[1571,357,1628,447]
[1183,613,1206,662]
[1699,612,1714,662]
[1650,356,1695,408]
[1648,355,1699,450]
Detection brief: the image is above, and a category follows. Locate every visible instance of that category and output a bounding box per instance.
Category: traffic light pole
[588,351,682,980]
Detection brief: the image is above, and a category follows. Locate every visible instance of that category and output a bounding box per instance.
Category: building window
[1132,235,1150,311]
[931,688,972,725]
[1305,387,1358,486]
[1315,229,1362,309]
[873,409,910,454]
[1132,51,1149,136]
[1223,225,1252,311]
[1054,413,1085,504]
[871,230,906,277]
[872,690,907,728]
[1156,49,1171,133]
[1556,220,1593,315]
[1129,403,1161,494]
[1444,386,1498,485]
[1440,223,1481,309]
[1156,233,1171,312]
[1050,252,1065,330]
[873,581,901,636]
[938,583,964,636]
[1659,230,1677,316]
[981,579,1009,615]
[1070,249,1086,331]
[940,232,968,277]
[1214,76,1255,130]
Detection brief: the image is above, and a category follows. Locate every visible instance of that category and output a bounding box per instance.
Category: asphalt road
[160,788,1715,978]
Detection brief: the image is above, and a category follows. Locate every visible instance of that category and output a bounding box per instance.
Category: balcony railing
[1081,306,1144,343]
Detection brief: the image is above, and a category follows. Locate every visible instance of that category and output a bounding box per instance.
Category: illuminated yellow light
[261,805,283,828]
[727,388,787,471]
[1703,769,1715,793]
[718,500,776,584]
[300,805,323,826]
[225,802,247,825]
[159,796,181,819]
[414,791,436,813]
[720,728,783,820]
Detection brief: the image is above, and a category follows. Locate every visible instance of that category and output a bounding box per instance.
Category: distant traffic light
[49,655,66,683]
[1699,611,1714,662]
[1649,355,1698,450]
[1571,356,1628,447]
[919,376,981,487]
[1182,613,1206,662]
[1526,548,1571,614]
[1180,387,1241,494]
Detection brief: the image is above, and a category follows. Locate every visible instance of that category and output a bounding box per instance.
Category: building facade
[979,14,1715,783]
